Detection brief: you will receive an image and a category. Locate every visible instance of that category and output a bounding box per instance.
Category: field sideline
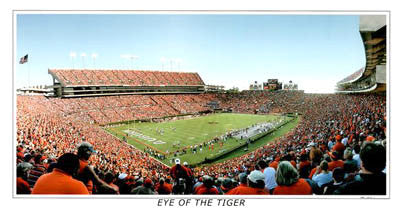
[105,113,293,166]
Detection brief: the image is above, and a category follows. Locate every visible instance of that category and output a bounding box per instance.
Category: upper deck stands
[49,69,205,87]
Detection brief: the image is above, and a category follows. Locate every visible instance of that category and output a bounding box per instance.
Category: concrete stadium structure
[336,15,387,94]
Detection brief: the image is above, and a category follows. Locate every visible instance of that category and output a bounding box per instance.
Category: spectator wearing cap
[183,161,194,180]
[17,162,33,194]
[227,171,268,195]
[170,158,193,194]
[323,167,345,195]
[131,178,157,194]
[332,135,345,158]
[246,170,269,195]
[334,142,386,195]
[328,151,344,171]
[76,142,116,194]
[194,175,219,195]
[312,160,333,188]
[27,154,47,188]
[32,153,89,194]
[273,161,312,195]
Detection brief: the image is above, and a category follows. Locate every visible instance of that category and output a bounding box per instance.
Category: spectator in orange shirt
[155,177,172,194]
[332,136,345,158]
[328,151,344,171]
[194,175,219,195]
[17,162,33,194]
[246,170,269,195]
[32,153,89,194]
[273,161,313,195]
[221,178,234,194]
[226,173,249,195]
[226,171,268,195]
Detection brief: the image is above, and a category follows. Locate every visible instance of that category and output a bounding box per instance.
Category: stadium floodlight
[81,53,87,69]
[169,59,174,72]
[160,57,167,71]
[125,55,139,70]
[69,52,77,69]
[120,54,131,59]
[130,55,139,60]
[69,52,77,58]
[91,53,98,69]
[175,58,183,72]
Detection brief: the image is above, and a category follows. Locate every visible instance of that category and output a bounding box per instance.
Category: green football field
[105,113,291,166]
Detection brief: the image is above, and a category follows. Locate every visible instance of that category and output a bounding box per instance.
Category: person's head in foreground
[77,142,96,161]
[32,153,89,194]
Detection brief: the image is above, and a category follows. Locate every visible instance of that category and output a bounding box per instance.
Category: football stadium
[15,14,387,196]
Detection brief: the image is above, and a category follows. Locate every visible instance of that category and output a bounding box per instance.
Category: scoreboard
[263,79,282,90]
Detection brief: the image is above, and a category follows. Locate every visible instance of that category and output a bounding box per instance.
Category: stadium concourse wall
[336,15,386,94]
[192,113,299,167]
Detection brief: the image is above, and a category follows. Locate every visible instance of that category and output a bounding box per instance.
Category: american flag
[19,54,28,64]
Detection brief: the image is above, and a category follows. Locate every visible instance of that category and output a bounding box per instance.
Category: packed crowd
[16,91,387,195]
[49,69,204,86]
[217,91,306,114]
[47,94,216,124]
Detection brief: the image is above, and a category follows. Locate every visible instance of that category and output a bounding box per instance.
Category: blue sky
[16,14,365,93]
